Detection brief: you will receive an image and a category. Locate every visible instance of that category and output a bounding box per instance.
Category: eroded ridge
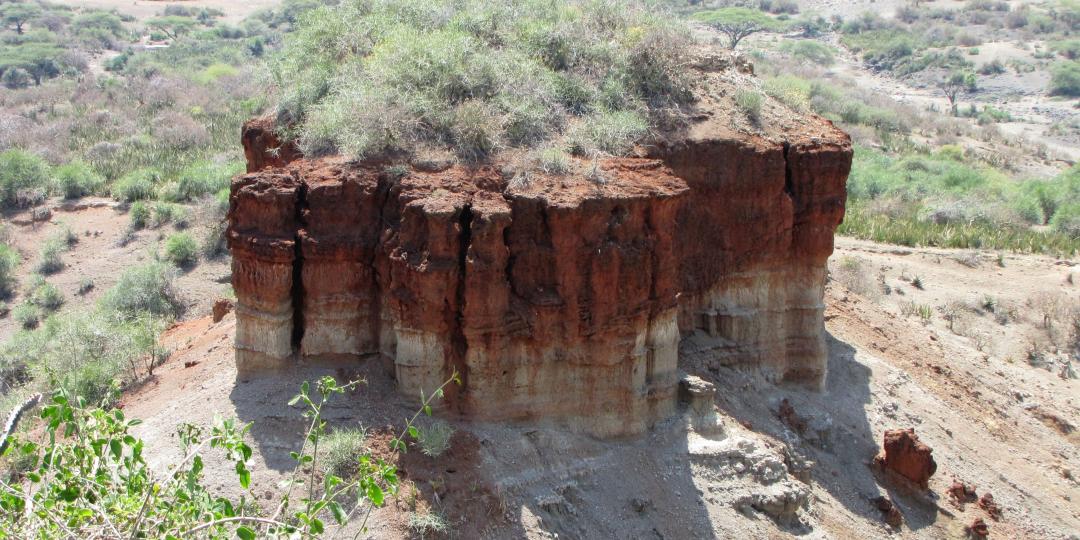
[228,117,850,437]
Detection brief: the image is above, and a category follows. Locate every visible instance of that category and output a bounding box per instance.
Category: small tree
[0,2,42,35]
[695,8,778,50]
[938,70,976,116]
[0,43,64,85]
[146,15,197,39]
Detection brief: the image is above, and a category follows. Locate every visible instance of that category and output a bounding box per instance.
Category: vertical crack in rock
[782,142,795,200]
[448,202,473,411]
[231,117,851,437]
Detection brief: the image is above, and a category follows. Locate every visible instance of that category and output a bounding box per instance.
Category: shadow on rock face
[227,355,719,539]
[688,331,941,535]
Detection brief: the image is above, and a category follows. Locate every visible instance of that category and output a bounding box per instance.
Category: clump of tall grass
[0,149,51,207]
[53,162,106,199]
[734,89,763,124]
[0,244,20,297]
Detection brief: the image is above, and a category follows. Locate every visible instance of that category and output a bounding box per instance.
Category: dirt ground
[117,238,1079,539]
[72,0,280,23]
[0,198,231,342]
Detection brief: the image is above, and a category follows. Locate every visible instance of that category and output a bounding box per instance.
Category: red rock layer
[229,120,851,436]
[875,428,938,489]
[655,131,850,389]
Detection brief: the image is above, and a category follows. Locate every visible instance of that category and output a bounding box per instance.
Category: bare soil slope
[122,240,1080,539]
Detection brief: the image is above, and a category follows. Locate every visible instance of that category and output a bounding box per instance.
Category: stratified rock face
[659,133,849,388]
[229,115,850,437]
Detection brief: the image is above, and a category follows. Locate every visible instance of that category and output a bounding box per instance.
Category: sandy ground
[0,198,231,342]
[115,238,1080,539]
[70,0,281,23]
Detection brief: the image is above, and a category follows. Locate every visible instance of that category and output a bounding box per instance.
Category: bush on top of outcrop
[271,0,694,162]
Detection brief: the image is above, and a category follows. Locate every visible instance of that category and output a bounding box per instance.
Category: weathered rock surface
[875,428,938,489]
[228,96,850,436]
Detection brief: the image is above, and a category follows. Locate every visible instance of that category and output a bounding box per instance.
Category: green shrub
[417,420,454,457]
[566,110,648,156]
[175,160,243,201]
[194,62,238,84]
[35,238,66,275]
[763,75,811,111]
[735,89,763,123]
[320,426,367,478]
[31,279,64,311]
[129,201,150,229]
[778,40,835,66]
[1052,39,1080,60]
[535,147,572,175]
[1048,61,1080,97]
[151,202,192,229]
[53,162,105,199]
[977,59,1006,75]
[0,149,51,207]
[1051,203,1080,238]
[12,302,38,329]
[2,67,30,88]
[100,262,182,319]
[163,232,198,267]
[111,168,161,202]
[275,0,693,162]
[0,244,19,297]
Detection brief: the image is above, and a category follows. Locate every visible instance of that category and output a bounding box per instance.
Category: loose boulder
[875,428,937,489]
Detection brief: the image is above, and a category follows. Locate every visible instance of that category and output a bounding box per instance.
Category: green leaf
[236,526,256,540]
[407,426,419,439]
[367,484,384,506]
[288,394,302,406]
[330,501,346,524]
[236,462,250,489]
[109,439,122,459]
[310,518,324,534]
[423,405,432,416]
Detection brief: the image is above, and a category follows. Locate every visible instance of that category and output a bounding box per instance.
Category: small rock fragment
[947,479,978,506]
[966,517,989,539]
[978,492,1003,521]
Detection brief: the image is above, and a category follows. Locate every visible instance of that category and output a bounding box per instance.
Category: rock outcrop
[228,89,850,437]
[875,428,938,489]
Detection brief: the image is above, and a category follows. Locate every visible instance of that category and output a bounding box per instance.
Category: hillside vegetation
[272,0,694,163]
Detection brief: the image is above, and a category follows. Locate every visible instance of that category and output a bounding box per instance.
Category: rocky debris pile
[874,428,937,489]
[948,479,978,507]
[689,433,811,526]
[228,70,851,436]
[872,495,903,528]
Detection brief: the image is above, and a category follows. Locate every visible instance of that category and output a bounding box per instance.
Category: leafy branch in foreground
[0,371,461,538]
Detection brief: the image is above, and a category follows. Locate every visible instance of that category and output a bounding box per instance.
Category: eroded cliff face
[228,106,850,437]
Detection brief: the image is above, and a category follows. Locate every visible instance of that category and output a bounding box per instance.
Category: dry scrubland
[0,0,1076,538]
